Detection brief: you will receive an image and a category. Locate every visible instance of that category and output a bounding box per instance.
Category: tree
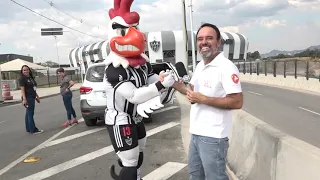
[247,51,261,60]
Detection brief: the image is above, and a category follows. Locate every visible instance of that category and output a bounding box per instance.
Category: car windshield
[86,65,106,82]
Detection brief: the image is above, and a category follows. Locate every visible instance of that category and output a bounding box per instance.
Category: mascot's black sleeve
[105,64,165,104]
[145,62,160,85]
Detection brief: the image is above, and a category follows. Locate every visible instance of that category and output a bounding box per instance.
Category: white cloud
[220,26,240,33]
[260,19,286,28]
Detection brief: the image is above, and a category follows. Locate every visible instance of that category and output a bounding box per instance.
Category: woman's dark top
[19,75,37,98]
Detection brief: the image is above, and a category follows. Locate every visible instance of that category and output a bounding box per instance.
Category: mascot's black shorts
[106,122,146,152]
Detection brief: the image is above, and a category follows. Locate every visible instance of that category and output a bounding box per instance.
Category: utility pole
[41,28,63,67]
[0,42,3,103]
[181,0,189,72]
[54,35,60,67]
[0,65,3,103]
[188,0,196,72]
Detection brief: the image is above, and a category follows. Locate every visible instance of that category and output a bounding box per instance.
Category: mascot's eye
[121,29,126,36]
[117,28,128,37]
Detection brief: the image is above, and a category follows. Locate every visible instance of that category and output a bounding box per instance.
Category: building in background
[68,30,249,75]
[0,54,33,64]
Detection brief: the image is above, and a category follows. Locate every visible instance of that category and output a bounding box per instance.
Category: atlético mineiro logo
[150,39,160,52]
[231,74,239,84]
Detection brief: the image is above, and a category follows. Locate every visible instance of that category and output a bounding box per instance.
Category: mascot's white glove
[159,69,175,88]
[137,70,175,118]
[137,96,164,118]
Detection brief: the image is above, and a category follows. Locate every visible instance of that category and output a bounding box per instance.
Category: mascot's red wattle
[105,0,148,68]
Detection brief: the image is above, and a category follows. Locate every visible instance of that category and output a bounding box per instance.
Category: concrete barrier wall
[228,110,320,180]
[240,74,320,94]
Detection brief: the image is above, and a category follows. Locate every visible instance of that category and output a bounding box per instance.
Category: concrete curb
[175,92,237,180]
[226,165,239,180]
[0,88,80,108]
[240,74,320,95]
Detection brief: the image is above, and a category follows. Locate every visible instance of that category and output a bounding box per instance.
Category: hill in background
[261,45,320,58]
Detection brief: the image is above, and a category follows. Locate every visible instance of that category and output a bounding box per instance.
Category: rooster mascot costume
[104,0,178,179]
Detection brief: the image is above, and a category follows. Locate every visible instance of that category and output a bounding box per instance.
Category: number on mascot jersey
[122,126,131,136]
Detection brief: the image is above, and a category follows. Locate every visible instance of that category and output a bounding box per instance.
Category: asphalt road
[242,82,320,148]
[0,92,188,180]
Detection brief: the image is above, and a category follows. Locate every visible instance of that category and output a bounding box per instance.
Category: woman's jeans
[62,91,76,121]
[25,97,38,133]
[188,134,230,180]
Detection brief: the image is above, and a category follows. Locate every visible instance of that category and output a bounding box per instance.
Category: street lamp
[41,28,64,67]
[188,0,197,72]
[63,31,83,83]
[63,31,80,47]
[181,0,189,72]
[54,35,60,67]
[0,64,3,103]
[0,43,3,103]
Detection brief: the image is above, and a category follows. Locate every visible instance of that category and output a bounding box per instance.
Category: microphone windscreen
[175,62,188,77]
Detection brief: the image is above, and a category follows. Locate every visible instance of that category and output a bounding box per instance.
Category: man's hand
[186,88,206,104]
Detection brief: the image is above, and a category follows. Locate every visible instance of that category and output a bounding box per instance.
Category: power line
[41,0,107,31]
[10,0,105,40]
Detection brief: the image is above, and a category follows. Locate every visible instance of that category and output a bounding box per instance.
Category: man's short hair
[56,67,65,74]
[196,23,221,40]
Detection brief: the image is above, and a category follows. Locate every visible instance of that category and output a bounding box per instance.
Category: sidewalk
[0,83,82,107]
[175,92,237,180]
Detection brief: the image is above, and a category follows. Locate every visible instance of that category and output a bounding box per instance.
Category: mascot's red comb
[109,0,140,24]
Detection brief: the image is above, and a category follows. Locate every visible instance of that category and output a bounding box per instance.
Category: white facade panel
[147,31,163,63]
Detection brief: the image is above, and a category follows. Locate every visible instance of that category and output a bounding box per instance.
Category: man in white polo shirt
[173,23,243,180]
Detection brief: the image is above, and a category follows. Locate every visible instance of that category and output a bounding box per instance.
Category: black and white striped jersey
[104,62,163,125]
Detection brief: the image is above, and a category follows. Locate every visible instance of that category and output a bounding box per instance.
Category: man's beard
[199,46,218,60]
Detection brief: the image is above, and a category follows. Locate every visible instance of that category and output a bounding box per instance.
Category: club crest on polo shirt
[231,74,239,84]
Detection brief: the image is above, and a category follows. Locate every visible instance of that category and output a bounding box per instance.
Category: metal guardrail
[235,59,320,82]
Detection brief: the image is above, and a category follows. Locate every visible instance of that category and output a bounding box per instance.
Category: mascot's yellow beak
[110,27,145,57]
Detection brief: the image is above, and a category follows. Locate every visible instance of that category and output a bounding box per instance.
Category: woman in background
[19,65,43,134]
[56,67,78,127]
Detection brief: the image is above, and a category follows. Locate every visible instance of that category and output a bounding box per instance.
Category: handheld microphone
[175,62,195,104]
[175,62,191,87]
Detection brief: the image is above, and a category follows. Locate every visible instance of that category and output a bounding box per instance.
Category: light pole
[0,43,3,103]
[63,31,82,83]
[63,31,80,47]
[54,35,61,67]
[0,64,3,103]
[188,0,196,72]
[181,0,189,72]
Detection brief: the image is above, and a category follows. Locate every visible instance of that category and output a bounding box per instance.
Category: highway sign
[41,28,63,36]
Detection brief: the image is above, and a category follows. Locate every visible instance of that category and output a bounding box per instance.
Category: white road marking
[0,118,84,176]
[42,128,105,148]
[299,107,320,116]
[18,122,180,180]
[248,91,263,96]
[153,106,179,114]
[2,96,80,108]
[0,120,7,124]
[143,162,187,180]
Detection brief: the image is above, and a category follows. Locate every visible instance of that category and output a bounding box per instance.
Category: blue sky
[0,0,319,64]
